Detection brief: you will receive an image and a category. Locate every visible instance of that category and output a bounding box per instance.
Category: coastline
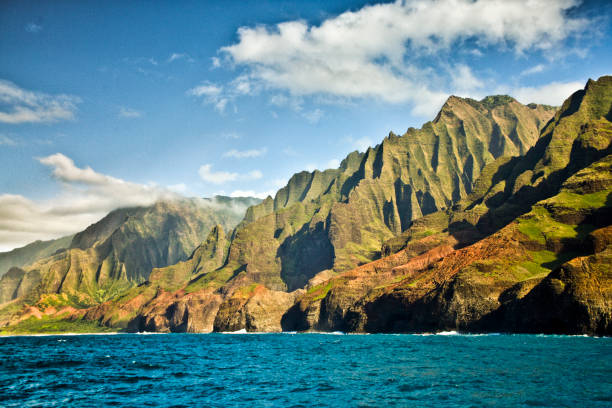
[0,331,608,338]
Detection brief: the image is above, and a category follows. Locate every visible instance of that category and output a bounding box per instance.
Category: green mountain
[211,96,555,292]
[283,76,612,335]
[6,76,611,336]
[28,93,557,334]
[0,196,260,308]
[0,235,73,278]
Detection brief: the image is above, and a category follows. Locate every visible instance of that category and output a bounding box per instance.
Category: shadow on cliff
[277,220,334,291]
[450,129,612,248]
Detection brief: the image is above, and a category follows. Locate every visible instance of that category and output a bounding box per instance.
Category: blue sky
[0,0,611,250]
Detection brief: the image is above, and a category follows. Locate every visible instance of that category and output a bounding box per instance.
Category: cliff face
[282,76,612,336]
[4,77,610,336]
[210,96,555,292]
[71,95,559,334]
[0,196,260,307]
[0,235,73,278]
[78,225,232,332]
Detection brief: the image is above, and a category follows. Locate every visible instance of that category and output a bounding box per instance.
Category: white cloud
[0,153,180,251]
[214,98,228,113]
[222,147,267,159]
[188,83,222,98]
[198,164,262,184]
[0,135,17,146]
[25,23,42,33]
[229,190,273,199]
[232,75,253,95]
[39,153,115,185]
[270,93,305,113]
[507,80,584,106]
[520,64,546,76]
[221,132,241,140]
[187,76,259,114]
[302,108,324,124]
[211,57,221,68]
[168,53,194,63]
[168,183,188,193]
[247,170,263,180]
[451,64,484,95]
[118,107,142,118]
[168,53,184,62]
[198,164,238,184]
[187,82,229,113]
[0,79,81,124]
[217,0,590,116]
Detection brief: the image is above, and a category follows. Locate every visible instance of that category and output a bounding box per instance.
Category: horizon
[1,0,612,251]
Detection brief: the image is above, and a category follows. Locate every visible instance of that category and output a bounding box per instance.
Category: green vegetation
[184,263,239,293]
[547,190,609,209]
[37,293,92,310]
[0,197,254,309]
[307,281,334,301]
[517,250,579,279]
[517,206,593,244]
[0,316,118,335]
[516,250,560,277]
[235,283,260,298]
[480,95,516,109]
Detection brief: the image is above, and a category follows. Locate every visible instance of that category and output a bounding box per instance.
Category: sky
[0,0,611,251]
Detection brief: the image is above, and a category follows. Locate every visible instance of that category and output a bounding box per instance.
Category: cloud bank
[0,153,179,251]
[211,0,590,117]
[198,163,263,184]
[0,80,81,124]
[222,147,267,159]
[118,107,142,118]
[509,81,585,106]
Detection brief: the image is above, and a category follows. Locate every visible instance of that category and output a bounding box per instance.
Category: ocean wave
[219,329,248,334]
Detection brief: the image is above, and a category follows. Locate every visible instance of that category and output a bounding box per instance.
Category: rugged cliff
[0,196,260,314]
[205,95,555,293]
[74,94,561,334]
[282,76,612,335]
[4,77,611,336]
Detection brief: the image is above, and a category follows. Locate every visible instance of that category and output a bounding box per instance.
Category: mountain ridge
[0,235,74,278]
[3,77,611,335]
[209,94,556,293]
[0,196,261,307]
[280,76,612,335]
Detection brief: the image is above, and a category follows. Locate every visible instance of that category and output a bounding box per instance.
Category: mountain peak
[479,94,517,109]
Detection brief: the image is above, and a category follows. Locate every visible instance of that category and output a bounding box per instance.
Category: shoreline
[0,331,608,338]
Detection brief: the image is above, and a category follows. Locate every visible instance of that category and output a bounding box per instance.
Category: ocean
[1,332,610,407]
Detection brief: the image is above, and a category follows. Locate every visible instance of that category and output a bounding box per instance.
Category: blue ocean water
[0,333,610,407]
